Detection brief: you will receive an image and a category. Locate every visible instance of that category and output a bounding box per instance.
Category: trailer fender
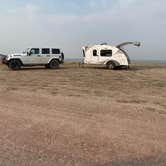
[105,60,120,66]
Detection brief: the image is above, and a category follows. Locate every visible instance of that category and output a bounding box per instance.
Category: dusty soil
[0,63,166,166]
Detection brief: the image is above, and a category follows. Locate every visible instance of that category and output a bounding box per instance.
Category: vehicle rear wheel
[49,60,59,69]
[106,61,116,70]
[8,60,21,70]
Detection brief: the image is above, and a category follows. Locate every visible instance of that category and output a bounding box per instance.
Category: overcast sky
[0,0,166,60]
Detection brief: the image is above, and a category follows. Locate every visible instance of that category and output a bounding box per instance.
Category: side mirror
[27,52,31,56]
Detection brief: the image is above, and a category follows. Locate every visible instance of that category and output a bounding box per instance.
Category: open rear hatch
[116,42,141,64]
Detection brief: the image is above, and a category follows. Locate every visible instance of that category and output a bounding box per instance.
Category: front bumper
[2,57,8,64]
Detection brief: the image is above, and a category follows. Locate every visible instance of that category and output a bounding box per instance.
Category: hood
[8,53,26,57]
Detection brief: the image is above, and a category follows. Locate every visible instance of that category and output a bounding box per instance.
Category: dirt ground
[0,63,166,166]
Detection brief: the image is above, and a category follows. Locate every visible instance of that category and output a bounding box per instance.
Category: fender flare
[105,60,120,66]
[48,58,60,64]
[8,59,23,65]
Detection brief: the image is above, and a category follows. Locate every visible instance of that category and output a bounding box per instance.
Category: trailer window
[52,48,60,54]
[100,50,112,57]
[30,48,39,54]
[42,48,50,54]
[93,50,97,56]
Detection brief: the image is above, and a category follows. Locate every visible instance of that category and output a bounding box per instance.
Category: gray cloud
[0,0,166,60]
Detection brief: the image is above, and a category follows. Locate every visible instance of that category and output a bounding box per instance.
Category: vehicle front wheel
[106,61,116,70]
[8,60,21,70]
[49,60,59,69]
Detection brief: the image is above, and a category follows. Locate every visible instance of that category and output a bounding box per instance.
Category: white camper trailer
[82,42,141,69]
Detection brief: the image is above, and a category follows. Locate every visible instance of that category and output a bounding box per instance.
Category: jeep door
[22,48,41,65]
[40,48,51,64]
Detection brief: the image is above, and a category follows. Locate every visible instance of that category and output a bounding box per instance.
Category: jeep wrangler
[3,48,64,70]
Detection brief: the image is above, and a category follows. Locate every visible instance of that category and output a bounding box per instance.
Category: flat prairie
[0,63,166,166]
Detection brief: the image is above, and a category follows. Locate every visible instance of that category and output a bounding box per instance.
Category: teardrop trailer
[82,42,141,69]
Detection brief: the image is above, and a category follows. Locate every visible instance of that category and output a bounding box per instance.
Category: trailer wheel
[8,60,21,70]
[106,61,116,70]
[49,60,59,69]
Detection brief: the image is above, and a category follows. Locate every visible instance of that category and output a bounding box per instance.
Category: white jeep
[3,48,64,70]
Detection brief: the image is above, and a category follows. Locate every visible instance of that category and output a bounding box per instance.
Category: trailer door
[91,49,99,64]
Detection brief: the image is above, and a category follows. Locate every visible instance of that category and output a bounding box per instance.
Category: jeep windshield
[23,48,31,54]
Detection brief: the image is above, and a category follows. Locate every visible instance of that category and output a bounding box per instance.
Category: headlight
[6,56,10,60]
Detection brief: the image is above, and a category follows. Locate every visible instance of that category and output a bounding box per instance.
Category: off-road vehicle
[3,48,64,70]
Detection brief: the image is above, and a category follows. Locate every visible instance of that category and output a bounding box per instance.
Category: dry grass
[0,63,166,166]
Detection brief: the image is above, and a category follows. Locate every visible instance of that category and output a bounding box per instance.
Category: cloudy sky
[0,0,165,60]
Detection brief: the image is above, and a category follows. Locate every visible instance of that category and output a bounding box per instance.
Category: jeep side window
[52,49,60,54]
[93,50,98,56]
[100,50,112,57]
[30,48,39,54]
[42,48,50,54]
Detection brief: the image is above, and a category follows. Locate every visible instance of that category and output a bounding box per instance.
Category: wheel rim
[52,61,57,66]
[10,61,20,70]
[50,61,59,69]
[109,63,114,69]
[11,62,18,69]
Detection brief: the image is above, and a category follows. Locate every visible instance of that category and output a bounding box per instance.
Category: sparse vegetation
[0,63,166,166]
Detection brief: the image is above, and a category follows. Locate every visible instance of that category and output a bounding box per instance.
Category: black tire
[49,60,59,69]
[8,60,21,70]
[106,61,116,70]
